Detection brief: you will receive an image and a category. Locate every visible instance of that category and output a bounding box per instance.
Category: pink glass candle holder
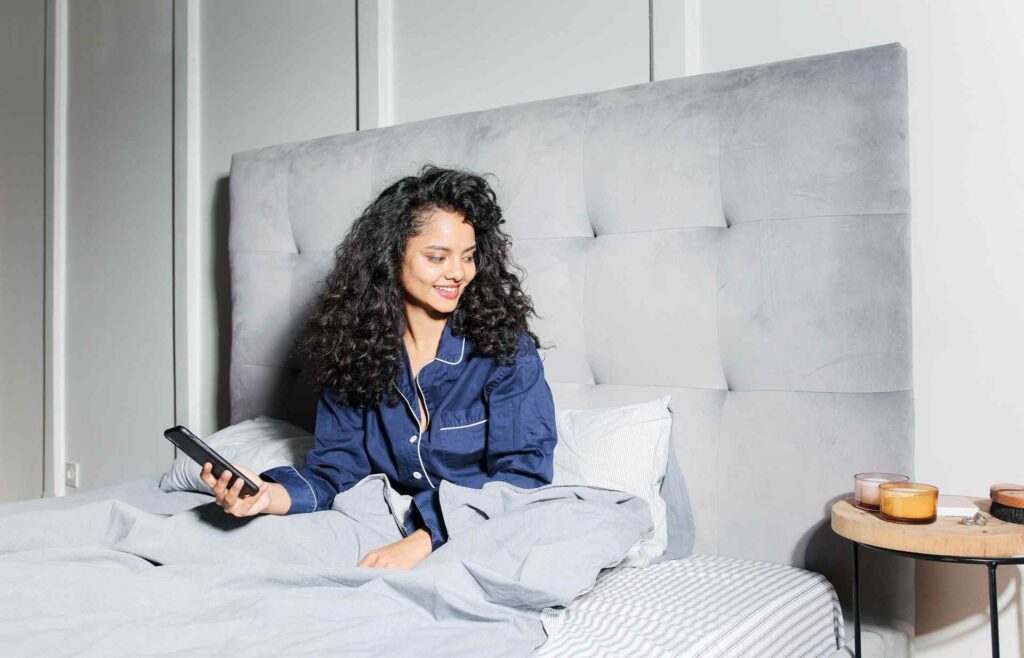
[854,472,910,511]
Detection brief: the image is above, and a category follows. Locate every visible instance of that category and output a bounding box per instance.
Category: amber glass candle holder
[879,482,939,524]
[854,472,910,511]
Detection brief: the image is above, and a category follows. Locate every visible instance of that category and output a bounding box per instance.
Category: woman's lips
[434,285,460,300]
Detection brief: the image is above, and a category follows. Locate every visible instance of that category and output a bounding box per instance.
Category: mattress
[538,554,845,658]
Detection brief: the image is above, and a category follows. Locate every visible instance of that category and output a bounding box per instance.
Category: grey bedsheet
[0,473,213,518]
[0,475,652,657]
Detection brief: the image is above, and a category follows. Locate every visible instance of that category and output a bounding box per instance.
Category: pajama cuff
[260,465,319,514]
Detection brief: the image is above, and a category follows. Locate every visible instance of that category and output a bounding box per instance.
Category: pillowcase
[552,395,673,566]
[159,416,313,494]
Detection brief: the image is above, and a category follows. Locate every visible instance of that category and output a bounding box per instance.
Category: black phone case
[163,425,260,496]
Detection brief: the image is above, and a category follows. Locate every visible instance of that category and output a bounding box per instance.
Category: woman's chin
[415,300,456,319]
[405,292,456,316]
[431,293,460,311]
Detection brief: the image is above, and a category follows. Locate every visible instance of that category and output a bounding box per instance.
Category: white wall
[698,1,1024,656]
[0,0,45,502]
[64,0,176,489]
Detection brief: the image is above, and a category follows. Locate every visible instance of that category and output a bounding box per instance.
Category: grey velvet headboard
[229,44,913,653]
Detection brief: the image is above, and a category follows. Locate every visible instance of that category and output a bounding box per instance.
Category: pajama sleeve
[260,387,369,514]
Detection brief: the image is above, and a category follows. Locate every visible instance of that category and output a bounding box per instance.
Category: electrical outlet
[65,462,80,488]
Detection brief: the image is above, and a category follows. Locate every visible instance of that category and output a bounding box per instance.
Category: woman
[200,165,557,571]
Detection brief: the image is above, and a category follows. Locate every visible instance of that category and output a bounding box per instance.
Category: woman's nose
[445,260,464,281]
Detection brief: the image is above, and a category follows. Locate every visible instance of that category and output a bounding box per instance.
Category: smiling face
[400,208,478,319]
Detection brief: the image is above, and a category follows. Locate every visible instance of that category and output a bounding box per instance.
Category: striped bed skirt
[538,554,845,657]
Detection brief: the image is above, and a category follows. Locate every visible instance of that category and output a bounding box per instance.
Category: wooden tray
[831,497,1024,558]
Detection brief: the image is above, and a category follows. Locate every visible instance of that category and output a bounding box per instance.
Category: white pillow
[159,416,313,494]
[552,396,673,566]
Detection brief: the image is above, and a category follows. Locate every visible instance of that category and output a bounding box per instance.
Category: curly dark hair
[296,164,543,409]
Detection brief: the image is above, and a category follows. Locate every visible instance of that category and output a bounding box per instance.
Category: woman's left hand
[357,529,433,570]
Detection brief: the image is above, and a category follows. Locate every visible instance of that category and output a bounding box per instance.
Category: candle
[879,482,939,524]
[854,472,909,511]
[857,477,887,507]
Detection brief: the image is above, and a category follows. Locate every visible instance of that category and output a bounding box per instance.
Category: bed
[0,43,911,656]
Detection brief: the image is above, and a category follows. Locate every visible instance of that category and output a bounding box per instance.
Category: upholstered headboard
[229,44,913,653]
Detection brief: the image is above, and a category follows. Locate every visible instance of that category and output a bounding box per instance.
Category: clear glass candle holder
[879,482,939,524]
[854,472,910,511]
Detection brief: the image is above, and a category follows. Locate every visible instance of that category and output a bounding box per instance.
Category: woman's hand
[357,529,433,570]
[200,462,272,517]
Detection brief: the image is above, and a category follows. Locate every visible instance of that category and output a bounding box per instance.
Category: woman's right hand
[200,462,272,517]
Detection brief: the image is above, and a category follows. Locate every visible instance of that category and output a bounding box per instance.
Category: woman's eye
[427,255,444,263]
[462,256,474,263]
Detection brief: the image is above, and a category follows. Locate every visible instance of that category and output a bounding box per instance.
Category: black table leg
[988,562,999,658]
[843,540,1024,658]
[853,541,861,658]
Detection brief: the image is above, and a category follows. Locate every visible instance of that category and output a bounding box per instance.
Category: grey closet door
[0,0,45,503]
[64,0,175,489]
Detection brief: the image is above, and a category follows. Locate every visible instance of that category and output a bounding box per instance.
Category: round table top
[831,497,1024,559]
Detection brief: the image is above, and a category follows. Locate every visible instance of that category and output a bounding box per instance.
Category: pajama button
[413,471,422,479]
[409,435,417,443]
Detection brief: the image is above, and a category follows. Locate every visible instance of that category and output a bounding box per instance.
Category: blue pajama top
[259,319,557,551]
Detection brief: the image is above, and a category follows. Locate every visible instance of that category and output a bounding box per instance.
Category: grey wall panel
[719,214,912,393]
[0,0,45,502]
[199,0,357,438]
[65,0,175,489]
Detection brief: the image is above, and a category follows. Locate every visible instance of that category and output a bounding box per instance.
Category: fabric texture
[159,416,312,494]
[260,320,558,552]
[0,475,652,657]
[553,395,674,565]
[538,554,844,657]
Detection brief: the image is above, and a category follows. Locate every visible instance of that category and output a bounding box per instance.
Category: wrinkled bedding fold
[0,476,652,657]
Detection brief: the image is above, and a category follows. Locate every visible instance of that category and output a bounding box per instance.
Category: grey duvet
[0,475,652,657]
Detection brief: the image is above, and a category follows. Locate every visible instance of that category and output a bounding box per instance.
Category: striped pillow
[552,396,673,566]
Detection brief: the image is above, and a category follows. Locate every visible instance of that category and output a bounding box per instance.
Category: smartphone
[163,425,260,497]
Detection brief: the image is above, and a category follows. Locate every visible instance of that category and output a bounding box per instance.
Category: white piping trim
[413,372,436,488]
[439,418,488,431]
[392,382,421,428]
[391,329,464,490]
[289,466,318,512]
[433,336,466,365]
[392,382,436,489]
[414,432,433,488]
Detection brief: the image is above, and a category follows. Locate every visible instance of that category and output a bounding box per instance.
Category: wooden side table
[832,498,1024,658]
